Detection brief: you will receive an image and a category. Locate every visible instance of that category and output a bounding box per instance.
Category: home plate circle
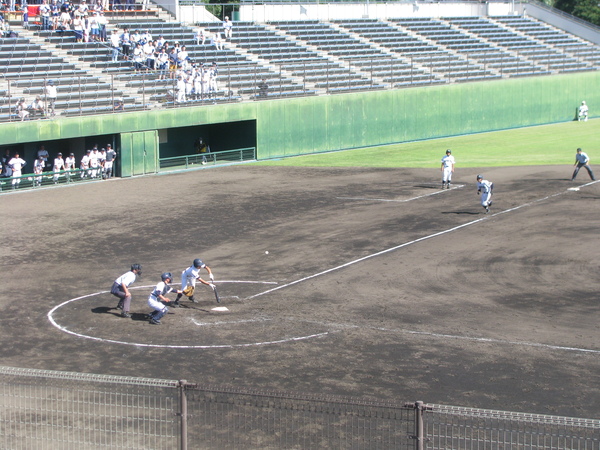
[212,307,229,312]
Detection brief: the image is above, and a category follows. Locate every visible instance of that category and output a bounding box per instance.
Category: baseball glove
[182,285,195,297]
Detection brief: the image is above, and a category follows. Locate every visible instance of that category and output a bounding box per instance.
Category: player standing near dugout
[111,264,142,318]
[440,149,455,189]
[147,272,182,325]
[476,174,493,214]
[173,258,215,307]
[571,148,596,182]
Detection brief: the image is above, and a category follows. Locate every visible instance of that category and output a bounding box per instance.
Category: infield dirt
[1,164,598,419]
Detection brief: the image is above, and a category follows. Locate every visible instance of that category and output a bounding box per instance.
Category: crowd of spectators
[0,142,118,188]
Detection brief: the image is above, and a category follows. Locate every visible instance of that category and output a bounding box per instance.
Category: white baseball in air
[265,251,269,254]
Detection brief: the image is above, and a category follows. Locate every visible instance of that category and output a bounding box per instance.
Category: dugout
[157,120,257,159]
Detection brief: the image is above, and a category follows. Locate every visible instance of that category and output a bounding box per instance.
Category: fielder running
[147,272,182,325]
[476,174,494,213]
[174,258,215,306]
[440,149,455,189]
[578,101,588,122]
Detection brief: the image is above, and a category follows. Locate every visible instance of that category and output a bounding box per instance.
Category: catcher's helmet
[131,263,142,275]
[161,272,172,282]
[446,149,451,154]
[193,258,204,269]
[476,174,483,180]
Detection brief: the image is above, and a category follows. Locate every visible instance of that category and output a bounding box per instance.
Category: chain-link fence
[0,366,598,449]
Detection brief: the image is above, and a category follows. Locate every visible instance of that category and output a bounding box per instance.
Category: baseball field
[1,120,599,420]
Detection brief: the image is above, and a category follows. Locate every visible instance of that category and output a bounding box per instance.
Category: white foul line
[248,181,593,300]
[337,184,464,203]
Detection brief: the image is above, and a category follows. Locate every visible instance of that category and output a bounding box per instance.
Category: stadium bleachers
[0,10,597,121]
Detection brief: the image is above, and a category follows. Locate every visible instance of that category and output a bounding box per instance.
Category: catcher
[173,258,215,307]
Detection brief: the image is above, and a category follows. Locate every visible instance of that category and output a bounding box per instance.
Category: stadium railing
[0,366,598,449]
[158,147,256,171]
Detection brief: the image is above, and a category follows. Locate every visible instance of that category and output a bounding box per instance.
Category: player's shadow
[178,303,211,313]
[90,306,150,321]
[441,211,480,215]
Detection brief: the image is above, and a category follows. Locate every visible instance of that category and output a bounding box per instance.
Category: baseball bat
[213,285,221,303]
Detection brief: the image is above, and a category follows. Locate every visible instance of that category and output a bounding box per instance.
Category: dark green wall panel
[0,72,598,172]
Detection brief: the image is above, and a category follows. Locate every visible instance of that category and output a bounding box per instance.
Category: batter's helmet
[476,174,483,180]
[161,272,172,282]
[131,263,142,275]
[446,149,451,154]
[193,258,204,269]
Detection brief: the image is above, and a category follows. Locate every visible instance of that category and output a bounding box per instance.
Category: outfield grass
[255,119,598,168]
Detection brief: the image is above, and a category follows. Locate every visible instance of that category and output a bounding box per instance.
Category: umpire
[571,148,596,181]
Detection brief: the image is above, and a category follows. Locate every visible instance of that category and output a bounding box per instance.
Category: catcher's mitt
[182,285,195,297]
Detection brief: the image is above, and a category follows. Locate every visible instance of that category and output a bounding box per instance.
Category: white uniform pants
[480,191,492,207]
[148,295,167,313]
[442,167,453,183]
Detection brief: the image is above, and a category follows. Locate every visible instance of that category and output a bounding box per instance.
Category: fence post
[405,401,431,450]
[178,379,188,450]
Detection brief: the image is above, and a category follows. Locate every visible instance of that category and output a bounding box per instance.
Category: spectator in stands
[8,152,26,188]
[125,0,134,11]
[208,62,218,98]
[212,31,223,51]
[176,76,187,103]
[88,11,100,41]
[50,0,60,30]
[120,27,131,60]
[21,3,28,29]
[110,28,120,62]
[257,78,269,99]
[40,0,51,30]
[72,12,84,42]
[52,152,65,183]
[222,16,232,39]
[140,28,151,44]
[29,95,46,119]
[58,7,71,32]
[132,42,144,72]
[97,11,107,41]
[113,98,124,110]
[156,34,165,49]
[168,47,178,79]
[143,39,155,71]
[78,0,89,15]
[45,80,57,116]
[15,98,29,121]
[195,26,206,45]
[578,101,588,122]
[156,47,168,79]
[177,45,190,70]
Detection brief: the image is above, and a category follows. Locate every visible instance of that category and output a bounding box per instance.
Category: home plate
[212,307,230,312]
[568,187,580,191]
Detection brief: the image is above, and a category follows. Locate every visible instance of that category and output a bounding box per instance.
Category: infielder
[476,174,493,213]
[174,258,215,306]
[147,272,182,325]
[571,148,595,181]
[440,149,455,189]
[578,101,588,122]
[110,263,142,318]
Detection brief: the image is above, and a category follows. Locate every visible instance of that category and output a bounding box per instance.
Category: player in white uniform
[110,263,142,318]
[578,101,588,122]
[52,152,65,183]
[174,258,215,306]
[8,153,26,188]
[33,155,45,186]
[440,149,455,189]
[65,152,76,181]
[147,272,182,325]
[476,174,493,214]
[80,150,90,178]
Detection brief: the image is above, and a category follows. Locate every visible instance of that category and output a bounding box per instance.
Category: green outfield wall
[0,71,597,175]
